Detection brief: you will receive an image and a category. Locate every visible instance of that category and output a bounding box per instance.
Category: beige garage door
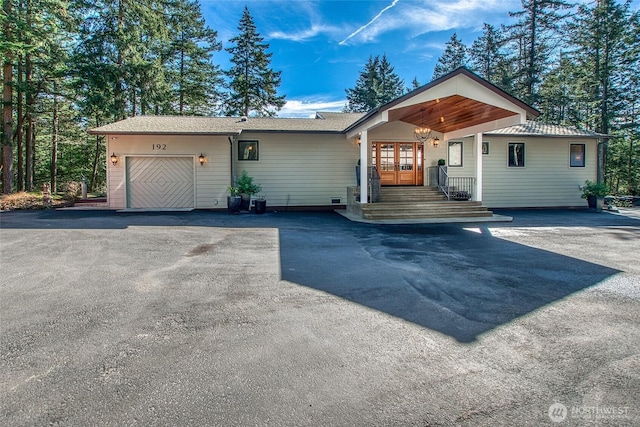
[126,157,194,208]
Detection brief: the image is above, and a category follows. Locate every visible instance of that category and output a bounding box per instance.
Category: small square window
[570,144,585,167]
[238,140,259,161]
[508,143,525,167]
[448,141,463,167]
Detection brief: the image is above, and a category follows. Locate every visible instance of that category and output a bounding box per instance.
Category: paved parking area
[1,208,639,426]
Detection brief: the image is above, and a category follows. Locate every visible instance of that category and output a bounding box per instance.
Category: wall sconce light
[432,136,440,148]
[198,153,205,166]
[110,152,118,166]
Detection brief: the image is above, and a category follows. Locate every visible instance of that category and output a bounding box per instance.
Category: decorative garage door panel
[126,157,194,208]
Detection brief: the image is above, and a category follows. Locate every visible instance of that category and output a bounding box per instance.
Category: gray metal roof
[485,121,607,138]
[89,113,366,135]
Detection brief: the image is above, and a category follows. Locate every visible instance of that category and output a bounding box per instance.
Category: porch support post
[475,132,483,202]
[359,130,368,204]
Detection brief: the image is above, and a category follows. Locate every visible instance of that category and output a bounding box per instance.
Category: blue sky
[200,0,637,117]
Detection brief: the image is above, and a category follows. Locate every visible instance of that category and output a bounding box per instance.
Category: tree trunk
[25,52,34,191]
[51,83,58,193]
[2,0,14,194]
[179,37,185,114]
[90,135,102,192]
[17,58,24,191]
[527,0,538,103]
[115,0,125,120]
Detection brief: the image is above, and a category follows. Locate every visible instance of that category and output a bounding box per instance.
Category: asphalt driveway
[1,208,639,426]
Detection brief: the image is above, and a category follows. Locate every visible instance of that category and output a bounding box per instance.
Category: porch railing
[355,165,381,202]
[428,166,476,201]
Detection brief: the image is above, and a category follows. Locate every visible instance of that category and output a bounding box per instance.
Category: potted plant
[227,186,242,214]
[254,195,267,214]
[581,180,607,210]
[235,170,262,211]
[436,159,447,185]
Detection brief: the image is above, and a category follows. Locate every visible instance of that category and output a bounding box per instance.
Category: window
[238,140,259,161]
[508,142,525,167]
[482,141,489,155]
[448,141,463,167]
[570,144,585,167]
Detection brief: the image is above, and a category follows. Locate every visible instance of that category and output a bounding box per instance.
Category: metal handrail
[437,166,476,200]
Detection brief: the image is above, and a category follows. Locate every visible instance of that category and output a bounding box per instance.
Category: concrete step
[360,197,492,220]
[379,187,447,202]
[362,210,493,220]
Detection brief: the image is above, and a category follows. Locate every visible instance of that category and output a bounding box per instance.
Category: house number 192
[152,144,167,150]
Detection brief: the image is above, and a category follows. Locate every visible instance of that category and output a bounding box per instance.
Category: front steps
[360,186,493,220]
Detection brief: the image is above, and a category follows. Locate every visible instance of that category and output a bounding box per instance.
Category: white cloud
[277,99,346,118]
[269,23,342,42]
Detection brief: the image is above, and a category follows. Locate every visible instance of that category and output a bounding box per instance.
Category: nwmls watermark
[548,402,631,423]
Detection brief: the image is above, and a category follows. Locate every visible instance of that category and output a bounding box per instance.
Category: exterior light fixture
[414,109,433,143]
[198,153,205,166]
[110,153,118,166]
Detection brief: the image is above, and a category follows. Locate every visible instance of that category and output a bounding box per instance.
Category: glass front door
[372,142,424,186]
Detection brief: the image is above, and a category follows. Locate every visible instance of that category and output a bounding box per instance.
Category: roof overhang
[346,68,539,139]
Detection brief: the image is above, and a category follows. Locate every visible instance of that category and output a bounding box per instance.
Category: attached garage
[126,156,195,209]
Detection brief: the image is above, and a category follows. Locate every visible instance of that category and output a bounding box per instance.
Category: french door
[372,142,424,186]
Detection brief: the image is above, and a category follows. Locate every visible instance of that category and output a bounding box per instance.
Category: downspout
[228,136,235,186]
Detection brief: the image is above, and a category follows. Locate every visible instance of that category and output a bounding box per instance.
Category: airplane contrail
[339,0,400,46]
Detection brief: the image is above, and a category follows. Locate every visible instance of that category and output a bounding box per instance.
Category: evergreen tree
[506,0,571,106]
[374,54,405,105]
[345,55,379,113]
[468,24,512,88]
[432,33,467,80]
[165,0,223,115]
[345,54,404,112]
[537,54,576,124]
[567,0,639,192]
[2,0,15,193]
[224,6,285,117]
[410,77,420,91]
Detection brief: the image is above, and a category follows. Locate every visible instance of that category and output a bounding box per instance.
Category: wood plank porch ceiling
[388,94,517,134]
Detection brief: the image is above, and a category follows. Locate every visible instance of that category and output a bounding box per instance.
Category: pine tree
[567,0,639,192]
[468,24,512,87]
[345,54,404,112]
[224,6,285,117]
[374,54,405,105]
[506,0,571,106]
[1,0,14,193]
[345,56,379,113]
[432,33,467,80]
[165,0,223,115]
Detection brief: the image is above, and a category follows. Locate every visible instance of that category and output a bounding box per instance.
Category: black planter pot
[587,195,596,209]
[240,194,251,211]
[254,199,266,214]
[227,196,242,214]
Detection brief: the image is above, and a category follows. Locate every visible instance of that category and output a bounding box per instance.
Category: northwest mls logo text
[548,402,630,423]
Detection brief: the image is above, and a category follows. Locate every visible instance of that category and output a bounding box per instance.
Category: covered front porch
[343,68,538,222]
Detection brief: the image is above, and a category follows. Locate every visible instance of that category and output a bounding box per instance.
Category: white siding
[481,136,598,208]
[233,133,359,207]
[107,135,230,209]
[445,137,476,178]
